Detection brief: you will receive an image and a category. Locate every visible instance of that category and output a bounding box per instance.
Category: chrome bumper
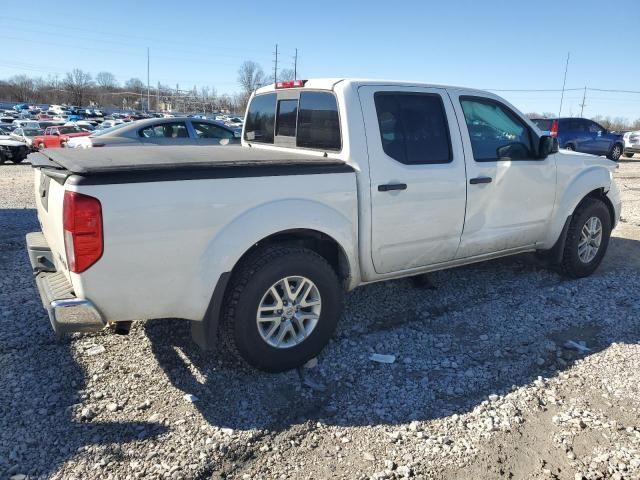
[27,232,105,335]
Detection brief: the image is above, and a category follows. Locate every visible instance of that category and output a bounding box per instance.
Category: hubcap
[256,276,321,349]
[578,216,602,263]
[612,145,621,159]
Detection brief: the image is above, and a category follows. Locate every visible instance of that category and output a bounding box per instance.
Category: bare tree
[124,77,145,92]
[96,72,119,90]
[237,61,265,110]
[7,75,36,102]
[64,69,93,105]
[278,68,296,81]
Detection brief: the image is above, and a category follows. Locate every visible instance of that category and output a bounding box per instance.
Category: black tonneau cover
[29,145,352,185]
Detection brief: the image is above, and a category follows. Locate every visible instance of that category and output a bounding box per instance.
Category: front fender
[544,164,612,247]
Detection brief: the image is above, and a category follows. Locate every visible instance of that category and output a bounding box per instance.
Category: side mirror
[538,135,558,158]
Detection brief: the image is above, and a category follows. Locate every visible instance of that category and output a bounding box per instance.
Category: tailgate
[32,163,71,282]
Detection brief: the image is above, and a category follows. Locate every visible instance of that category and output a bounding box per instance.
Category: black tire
[221,244,344,372]
[561,198,611,278]
[623,152,634,158]
[0,153,5,165]
[564,144,575,151]
[607,143,623,161]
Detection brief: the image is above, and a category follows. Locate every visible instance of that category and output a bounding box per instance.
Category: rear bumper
[27,232,105,335]
[624,146,640,154]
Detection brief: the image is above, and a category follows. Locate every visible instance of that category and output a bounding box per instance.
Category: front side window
[296,92,341,151]
[244,93,276,144]
[139,122,188,138]
[587,121,603,134]
[460,98,532,161]
[374,92,451,164]
[192,121,234,139]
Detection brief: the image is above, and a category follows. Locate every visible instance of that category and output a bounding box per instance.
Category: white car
[623,131,640,158]
[225,116,244,128]
[27,78,621,373]
[12,120,40,129]
[9,127,43,146]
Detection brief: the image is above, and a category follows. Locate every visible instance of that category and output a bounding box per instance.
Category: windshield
[23,129,43,136]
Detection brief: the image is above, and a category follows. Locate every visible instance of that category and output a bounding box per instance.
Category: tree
[96,71,118,90]
[124,77,145,92]
[237,61,265,109]
[278,68,296,81]
[7,75,35,102]
[64,69,93,105]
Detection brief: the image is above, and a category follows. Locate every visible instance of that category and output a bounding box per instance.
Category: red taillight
[550,119,558,138]
[63,191,103,273]
[275,79,306,89]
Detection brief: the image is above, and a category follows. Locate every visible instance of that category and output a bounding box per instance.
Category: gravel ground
[1,158,639,480]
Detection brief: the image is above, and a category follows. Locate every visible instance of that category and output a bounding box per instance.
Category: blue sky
[2,0,639,119]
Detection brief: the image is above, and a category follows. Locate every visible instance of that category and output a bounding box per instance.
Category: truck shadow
[145,236,640,435]
[0,209,167,479]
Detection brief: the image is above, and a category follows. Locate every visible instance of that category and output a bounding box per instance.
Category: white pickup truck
[27,78,621,372]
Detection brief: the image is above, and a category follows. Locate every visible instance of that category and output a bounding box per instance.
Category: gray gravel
[1,159,639,480]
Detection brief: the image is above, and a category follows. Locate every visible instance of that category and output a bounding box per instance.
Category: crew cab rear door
[358,85,467,274]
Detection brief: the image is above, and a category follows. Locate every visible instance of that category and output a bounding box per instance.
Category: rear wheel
[608,143,622,161]
[561,198,611,278]
[623,152,634,158]
[221,245,344,372]
[564,144,575,151]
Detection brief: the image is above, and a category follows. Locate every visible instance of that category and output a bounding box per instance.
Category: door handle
[469,177,492,185]
[378,183,407,192]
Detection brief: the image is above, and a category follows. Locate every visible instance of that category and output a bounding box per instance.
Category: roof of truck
[255,78,487,95]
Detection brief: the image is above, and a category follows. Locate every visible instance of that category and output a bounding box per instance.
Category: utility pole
[579,86,587,117]
[293,48,298,80]
[273,43,279,84]
[157,81,160,112]
[558,52,570,118]
[146,47,150,112]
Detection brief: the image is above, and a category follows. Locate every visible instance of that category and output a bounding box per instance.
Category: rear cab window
[244,90,341,151]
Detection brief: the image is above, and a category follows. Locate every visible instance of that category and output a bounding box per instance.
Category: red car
[34,126,92,149]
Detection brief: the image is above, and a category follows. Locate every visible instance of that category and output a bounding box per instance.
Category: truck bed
[29,145,352,185]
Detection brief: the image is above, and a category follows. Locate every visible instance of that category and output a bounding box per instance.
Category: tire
[561,198,611,278]
[623,152,634,158]
[221,244,344,372]
[564,144,575,151]
[607,143,623,161]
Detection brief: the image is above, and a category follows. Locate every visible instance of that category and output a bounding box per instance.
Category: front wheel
[623,152,634,159]
[561,198,611,278]
[222,245,344,372]
[607,143,622,161]
[564,144,575,151]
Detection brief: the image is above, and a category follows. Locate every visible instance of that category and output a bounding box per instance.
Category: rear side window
[139,122,189,138]
[374,92,451,164]
[244,93,276,143]
[296,92,341,151]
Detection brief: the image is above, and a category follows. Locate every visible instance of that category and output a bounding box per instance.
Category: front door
[359,85,467,274]
[451,93,557,258]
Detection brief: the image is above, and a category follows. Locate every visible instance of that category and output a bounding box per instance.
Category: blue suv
[532,117,624,161]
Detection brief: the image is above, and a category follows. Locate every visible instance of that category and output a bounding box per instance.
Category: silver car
[66,117,241,149]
